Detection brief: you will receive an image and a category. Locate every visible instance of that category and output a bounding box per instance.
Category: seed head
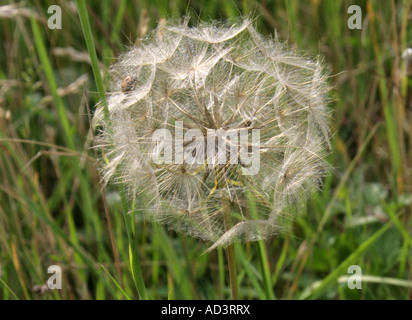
[93,17,332,250]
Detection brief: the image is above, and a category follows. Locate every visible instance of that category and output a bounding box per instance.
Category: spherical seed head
[93,17,332,250]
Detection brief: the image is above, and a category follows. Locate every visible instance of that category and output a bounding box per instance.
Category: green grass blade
[0,278,19,300]
[75,0,109,120]
[101,265,131,300]
[119,186,149,300]
[299,222,393,299]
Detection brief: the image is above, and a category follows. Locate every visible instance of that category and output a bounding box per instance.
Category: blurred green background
[0,0,411,300]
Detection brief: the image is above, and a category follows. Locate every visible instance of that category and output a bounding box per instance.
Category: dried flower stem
[218,169,238,299]
[221,201,238,299]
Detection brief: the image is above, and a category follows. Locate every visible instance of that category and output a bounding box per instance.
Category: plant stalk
[222,206,238,300]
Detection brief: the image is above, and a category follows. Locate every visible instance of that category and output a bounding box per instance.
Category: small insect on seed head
[121,76,137,94]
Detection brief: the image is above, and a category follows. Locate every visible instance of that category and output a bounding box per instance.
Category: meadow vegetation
[0,0,411,299]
